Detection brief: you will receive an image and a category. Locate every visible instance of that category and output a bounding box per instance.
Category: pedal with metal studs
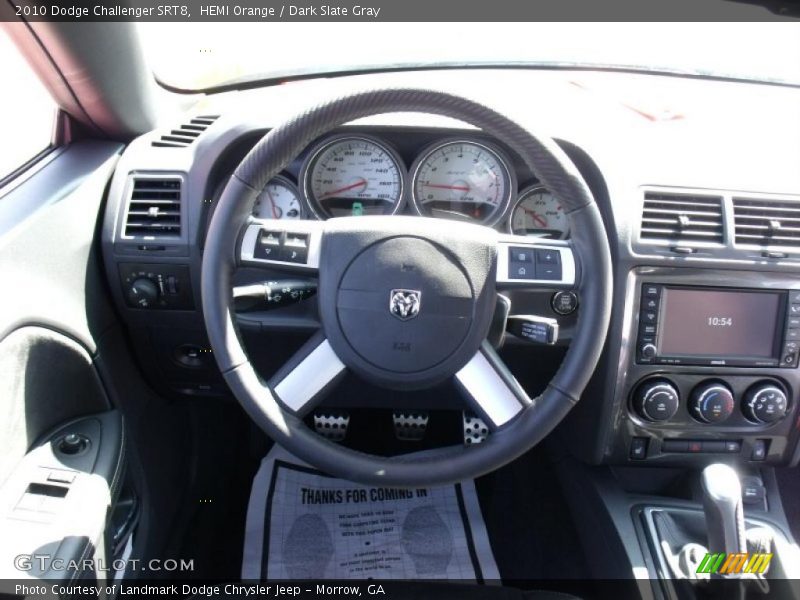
[392,411,429,441]
[312,410,350,442]
[463,411,489,445]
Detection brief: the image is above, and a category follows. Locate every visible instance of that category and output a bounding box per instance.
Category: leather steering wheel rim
[202,88,612,486]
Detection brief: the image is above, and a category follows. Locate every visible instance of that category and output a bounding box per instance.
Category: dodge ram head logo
[389,289,422,321]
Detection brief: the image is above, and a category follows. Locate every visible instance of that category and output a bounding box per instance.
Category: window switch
[47,470,76,484]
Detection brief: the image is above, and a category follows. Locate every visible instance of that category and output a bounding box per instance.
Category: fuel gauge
[253,176,303,220]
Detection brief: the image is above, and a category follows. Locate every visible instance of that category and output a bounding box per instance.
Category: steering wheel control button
[507,315,559,345]
[538,264,563,280]
[511,248,534,262]
[535,249,560,265]
[551,291,578,315]
[508,247,537,279]
[689,382,735,424]
[255,230,282,259]
[633,379,680,422]
[743,383,789,424]
[280,244,308,264]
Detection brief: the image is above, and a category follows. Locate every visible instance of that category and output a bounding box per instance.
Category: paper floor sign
[242,445,500,581]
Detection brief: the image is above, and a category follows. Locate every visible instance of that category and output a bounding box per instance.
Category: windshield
[140,22,800,92]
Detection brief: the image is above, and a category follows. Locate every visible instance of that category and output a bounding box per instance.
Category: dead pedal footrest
[392,411,429,441]
[463,411,489,445]
[313,410,350,442]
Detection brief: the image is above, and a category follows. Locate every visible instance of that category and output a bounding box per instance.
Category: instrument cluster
[249,132,570,239]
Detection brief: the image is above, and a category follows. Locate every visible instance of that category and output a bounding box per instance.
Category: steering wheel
[202,89,611,486]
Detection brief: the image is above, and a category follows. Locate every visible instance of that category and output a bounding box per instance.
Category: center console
[611,267,800,467]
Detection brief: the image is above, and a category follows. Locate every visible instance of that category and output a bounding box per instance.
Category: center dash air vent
[151,115,219,148]
[640,191,724,245]
[124,177,182,238]
[733,197,800,250]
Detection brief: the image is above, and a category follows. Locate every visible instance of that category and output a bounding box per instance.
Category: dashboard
[214,130,569,239]
[100,68,800,470]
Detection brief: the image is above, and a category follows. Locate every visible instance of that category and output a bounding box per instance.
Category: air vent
[640,191,724,245]
[151,115,219,148]
[124,178,182,238]
[733,198,800,250]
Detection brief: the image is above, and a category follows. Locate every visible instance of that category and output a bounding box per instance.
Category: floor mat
[242,445,500,581]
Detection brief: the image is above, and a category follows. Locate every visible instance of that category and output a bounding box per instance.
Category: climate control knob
[634,379,680,422]
[689,382,735,423]
[127,277,159,308]
[743,383,789,424]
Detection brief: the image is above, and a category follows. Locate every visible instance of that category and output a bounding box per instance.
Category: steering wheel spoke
[496,235,577,290]
[268,332,346,417]
[239,218,323,273]
[455,343,532,430]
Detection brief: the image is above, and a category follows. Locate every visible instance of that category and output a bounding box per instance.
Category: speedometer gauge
[510,186,570,239]
[301,134,405,219]
[410,139,514,225]
[252,176,302,220]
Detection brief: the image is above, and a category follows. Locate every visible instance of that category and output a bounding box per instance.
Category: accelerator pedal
[463,411,489,445]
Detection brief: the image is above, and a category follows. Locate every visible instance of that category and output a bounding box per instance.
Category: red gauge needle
[266,189,280,219]
[320,179,367,199]
[522,208,547,228]
[423,183,471,192]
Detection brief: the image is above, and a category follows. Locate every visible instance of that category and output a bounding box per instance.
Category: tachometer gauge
[301,134,405,219]
[509,186,570,239]
[410,139,514,226]
[252,176,302,220]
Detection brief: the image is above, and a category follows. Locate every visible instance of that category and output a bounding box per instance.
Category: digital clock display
[658,288,782,359]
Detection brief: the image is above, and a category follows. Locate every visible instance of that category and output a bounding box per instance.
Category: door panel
[0,139,127,584]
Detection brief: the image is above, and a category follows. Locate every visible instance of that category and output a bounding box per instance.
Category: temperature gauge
[509,186,569,239]
[253,176,303,220]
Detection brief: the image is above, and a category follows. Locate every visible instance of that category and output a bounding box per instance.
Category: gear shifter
[701,463,746,556]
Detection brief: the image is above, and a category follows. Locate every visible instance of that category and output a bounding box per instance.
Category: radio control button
[640,323,657,336]
[788,317,800,328]
[787,329,800,340]
[640,343,657,359]
[690,382,735,424]
[642,297,659,311]
[789,290,800,303]
[642,284,660,298]
[790,304,800,316]
[633,379,680,422]
[642,311,658,324]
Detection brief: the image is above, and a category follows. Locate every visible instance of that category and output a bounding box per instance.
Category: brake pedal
[463,411,489,445]
[313,410,350,442]
[392,411,429,441]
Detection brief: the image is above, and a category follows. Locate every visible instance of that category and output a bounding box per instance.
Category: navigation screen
[658,288,782,359]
